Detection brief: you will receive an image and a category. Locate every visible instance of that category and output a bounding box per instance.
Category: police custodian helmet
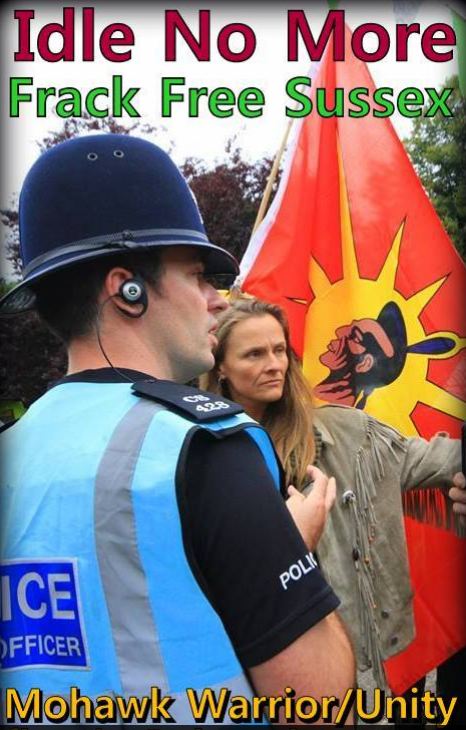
[0,135,239,315]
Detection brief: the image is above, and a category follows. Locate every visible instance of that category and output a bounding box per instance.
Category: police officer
[0,135,354,725]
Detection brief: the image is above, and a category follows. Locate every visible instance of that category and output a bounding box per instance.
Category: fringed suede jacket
[307,405,462,689]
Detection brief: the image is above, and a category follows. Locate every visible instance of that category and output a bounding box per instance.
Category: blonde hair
[202,292,315,490]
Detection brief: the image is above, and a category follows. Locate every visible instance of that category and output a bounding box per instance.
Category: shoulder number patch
[132,379,244,421]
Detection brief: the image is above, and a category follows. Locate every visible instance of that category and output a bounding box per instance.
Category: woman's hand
[286,465,336,551]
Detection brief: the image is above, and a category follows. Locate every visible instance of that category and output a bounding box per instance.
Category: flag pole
[249,0,338,237]
[251,117,295,235]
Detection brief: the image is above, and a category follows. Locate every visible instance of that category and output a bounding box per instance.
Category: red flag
[240,29,466,694]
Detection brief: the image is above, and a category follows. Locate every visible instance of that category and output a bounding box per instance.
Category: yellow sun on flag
[297,149,466,437]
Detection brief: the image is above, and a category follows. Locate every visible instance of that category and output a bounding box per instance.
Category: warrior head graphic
[314,302,455,409]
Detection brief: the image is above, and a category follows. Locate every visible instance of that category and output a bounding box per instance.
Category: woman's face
[219,314,289,410]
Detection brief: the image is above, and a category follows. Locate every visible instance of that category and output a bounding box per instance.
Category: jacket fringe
[402,488,466,538]
[350,415,407,688]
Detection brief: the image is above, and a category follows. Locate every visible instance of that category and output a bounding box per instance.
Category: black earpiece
[116,278,148,317]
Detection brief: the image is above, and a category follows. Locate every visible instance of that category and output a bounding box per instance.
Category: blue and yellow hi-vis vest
[0,379,281,724]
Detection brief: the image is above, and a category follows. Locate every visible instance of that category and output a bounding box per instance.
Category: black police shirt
[55,368,340,668]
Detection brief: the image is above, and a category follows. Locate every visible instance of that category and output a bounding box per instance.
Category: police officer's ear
[103,267,148,318]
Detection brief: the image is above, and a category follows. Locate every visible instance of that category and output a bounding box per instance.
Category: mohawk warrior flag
[239,28,466,693]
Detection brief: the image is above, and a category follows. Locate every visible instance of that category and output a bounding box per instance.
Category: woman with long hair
[202,292,465,691]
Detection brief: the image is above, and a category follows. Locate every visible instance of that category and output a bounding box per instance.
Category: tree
[404,76,466,261]
[181,141,275,264]
[0,310,67,410]
[1,202,19,279]
[0,118,275,406]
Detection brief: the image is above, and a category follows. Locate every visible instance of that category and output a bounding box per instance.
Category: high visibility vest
[1,380,280,724]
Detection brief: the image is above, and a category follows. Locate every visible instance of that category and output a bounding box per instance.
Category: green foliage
[404,76,466,261]
[0,278,16,297]
[1,202,20,278]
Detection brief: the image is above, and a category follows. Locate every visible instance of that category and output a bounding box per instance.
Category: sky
[0,0,461,279]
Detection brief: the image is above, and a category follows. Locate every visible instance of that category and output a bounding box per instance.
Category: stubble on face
[150,247,221,383]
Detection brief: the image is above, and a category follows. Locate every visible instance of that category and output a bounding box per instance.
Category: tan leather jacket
[307,405,462,687]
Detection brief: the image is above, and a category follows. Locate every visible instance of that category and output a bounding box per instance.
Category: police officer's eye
[199,273,218,286]
[191,270,205,281]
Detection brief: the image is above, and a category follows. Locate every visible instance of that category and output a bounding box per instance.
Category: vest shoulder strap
[132,379,244,423]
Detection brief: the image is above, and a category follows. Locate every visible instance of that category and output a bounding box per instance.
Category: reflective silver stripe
[94,399,169,696]
[23,228,210,276]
